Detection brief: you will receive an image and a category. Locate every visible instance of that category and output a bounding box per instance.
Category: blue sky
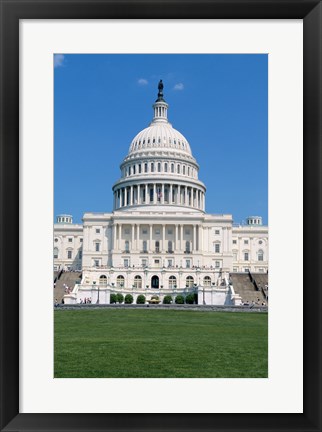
[54,54,268,225]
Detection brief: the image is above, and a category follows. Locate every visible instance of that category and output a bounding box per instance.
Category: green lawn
[54,309,268,378]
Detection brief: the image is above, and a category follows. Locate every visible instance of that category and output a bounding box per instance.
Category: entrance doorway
[151,275,159,289]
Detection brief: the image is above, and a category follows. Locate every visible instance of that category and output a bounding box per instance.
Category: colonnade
[113,183,205,211]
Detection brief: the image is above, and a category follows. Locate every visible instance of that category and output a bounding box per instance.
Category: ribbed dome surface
[129,123,192,155]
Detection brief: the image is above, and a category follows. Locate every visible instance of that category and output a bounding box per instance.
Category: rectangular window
[95,242,100,252]
[142,259,147,267]
[215,230,220,235]
[54,251,58,259]
[233,253,237,261]
[244,240,249,244]
[80,238,83,242]
[96,229,100,234]
[232,240,237,244]
[155,229,160,235]
[154,259,160,266]
[124,259,129,268]
[167,259,173,267]
[186,260,191,268]
[67,251,72,259]
[94,259,99,267]
[244,252,249,261]
[215,244,220,253]
[168,229,173,235]
[142,229,147,235]
[233,267,238,272]
[215,261,220,268]
[125,228,130,234]
[185,229,190,235]
[68,238,72,242]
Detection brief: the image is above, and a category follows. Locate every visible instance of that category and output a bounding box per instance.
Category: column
[124,188,128,206]
[136,224,140,250]
[113,223,117,251]
[193,225,196,251]
[130,186,133,206]
[131,224,135,250]
[180,224,183,251]
[170,184,173,204]
[145,184,148,204]
[149,224,153,251]
[185,186,188,206]
[199,225,203,251]
[137,185,141,205]
[175,224,178,251]
[153,184,156,204]
[177,186,180,205]
[162,184,165,204]
[162,224,165,252]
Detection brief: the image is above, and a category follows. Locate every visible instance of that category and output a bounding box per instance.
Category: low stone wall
[55,304,268,313]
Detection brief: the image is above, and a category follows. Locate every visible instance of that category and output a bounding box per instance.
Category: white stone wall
[54,223,83,271]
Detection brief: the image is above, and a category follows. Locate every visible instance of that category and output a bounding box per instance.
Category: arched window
[143,240,147,252]
[185,241,190,253]
[177,164,180,174]
[54,247,59,259]
[116,275,125,288]
[144,163,148,173]
[203,276,211,287]
[99,275,107,285]
[169,276,176,289]
[125,240,129,252]
[151,162,154,172]
[188,167,190,176]
[168,240,173,253]
[133,165,136,175]
[186,276,194,288]
[134,275,142,289]
[164,163,168,172]
[158,162,161,172]
[183,165,186,175]
[258,249,264,261]
[171,164,174,173]
[155,241,160,252]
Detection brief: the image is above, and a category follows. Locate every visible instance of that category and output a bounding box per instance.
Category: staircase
[54,271,82,303]
[230,273,266,304]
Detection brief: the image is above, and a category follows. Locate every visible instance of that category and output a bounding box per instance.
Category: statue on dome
[157,79,164,101]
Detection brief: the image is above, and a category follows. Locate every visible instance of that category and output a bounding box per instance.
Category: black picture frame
[0,1,321,431]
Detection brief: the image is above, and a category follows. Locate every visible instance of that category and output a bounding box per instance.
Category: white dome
[129,122,192,156]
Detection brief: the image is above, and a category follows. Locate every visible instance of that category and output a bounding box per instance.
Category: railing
[184,250,191,254]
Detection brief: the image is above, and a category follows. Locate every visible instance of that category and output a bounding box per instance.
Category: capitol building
[54,81,268,305]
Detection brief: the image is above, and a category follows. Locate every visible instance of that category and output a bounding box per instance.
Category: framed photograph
[1,1,321,431]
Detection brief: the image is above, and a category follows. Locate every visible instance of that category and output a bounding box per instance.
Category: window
[244,268,249,272]
[244,252,249,261]
[177,164,180,174]
[233,252,237,261]
[124,259,129,268]
[154,259,160,266]
[186,260,191,268]
[164,163,168,172]
[142,259,147,267]
[155,229,160,235]
[171,164,174,173]
[139,164,142,173]
[133,165,136,175]
[95,242,100,252]
[167,259,173,267]
[80,238,83,243]
[258,250,264,261]
[169,276,176,289]
[94,259,99,267]
[259,240,263,245]
[185,241,190,253]
[233,267,238,272]
[144,163,148,173]
[186,276,194,287]
[244,240,249,244]
[215,230,220,235]
[183,166,186,175]
[232,240,237,244]
[99,275,107,285]
[158,162,161,172]
[155,241,160,252]
[150,188,153,202]
[96,229,100,234]
[54,248,59,259]
[142,240,147,252]
[185,229,190,235]
[215,261,220,268]
[167,229,173,235]
[215,243,220,253]
[142,229,147,235]
[168,240,173,253]
[203,276,211,287]
[67,250,72,259]
[68,238,73,242]
[117,275,125,287]
[125,241,129,252]
[151,162,154,172]
[134,275,142,289]
[125,228,130,234]
[54,238,58,243]
[128,166,131,175]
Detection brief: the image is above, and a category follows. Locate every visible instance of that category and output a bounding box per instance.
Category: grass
[54,309,268,378]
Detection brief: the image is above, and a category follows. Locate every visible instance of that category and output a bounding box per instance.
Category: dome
[129,123,192,156]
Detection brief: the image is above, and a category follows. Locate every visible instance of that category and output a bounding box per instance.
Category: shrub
[194,293,198,304]
[175,295,184,304]
[116,293,124,304]
[136,294,146,304]
[110,293,117,304]
[163,295,173,304]
[185,293,195,304]
[124,294,133,304]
